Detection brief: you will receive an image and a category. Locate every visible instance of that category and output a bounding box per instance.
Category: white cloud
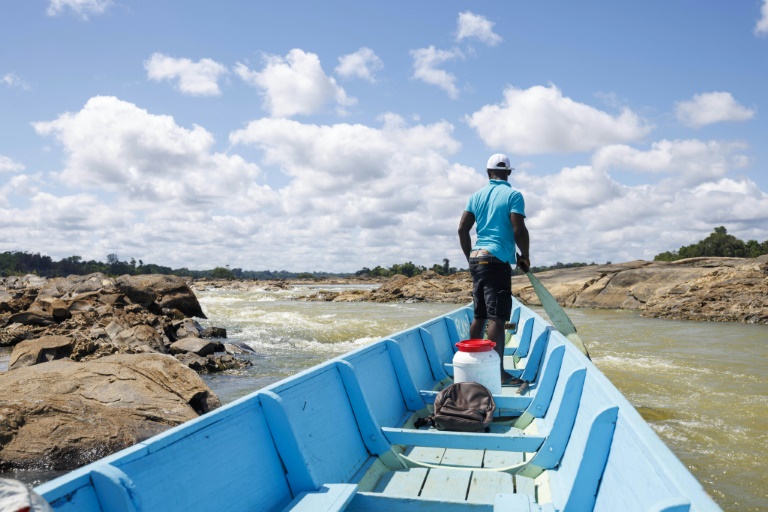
[675,92,755,128]
[410,46,464,99]
[592,139,750,186]
[466,84,653,154]
[0,155,25,173]
[235,49,356,117]
[456,11,502,46]
[46,0,111,19]
[335,47,383,82]
[145,53,228,96]
[32,96,263,207]
[2,72,30,90]
[514,164,768,266]
[756,0,768,36]
[229,115,484,269]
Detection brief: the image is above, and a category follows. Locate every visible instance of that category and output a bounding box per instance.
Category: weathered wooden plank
[468,471,514,504]
[420,468,471,501]
[441,448,484,468]
[515,475,536,497]
[405,446,445,465]
[483,449,525,468]
[374,468,428,497]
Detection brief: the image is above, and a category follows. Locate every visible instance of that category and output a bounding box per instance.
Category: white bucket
[453,339,501,395]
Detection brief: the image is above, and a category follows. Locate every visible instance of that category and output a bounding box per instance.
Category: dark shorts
[470,257,512,321]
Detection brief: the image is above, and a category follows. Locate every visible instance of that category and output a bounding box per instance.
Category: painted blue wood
[349,492,493,511]
[519,326,553,383]
[282,483,359,512]
[38,471,101,512]
[90,464,138,512]
[520,345,565,419]
[381,427,546,453]
[337,360,394,458]
[562,406,618,512]
[446,307,473,342]
[524,368,586,471]
[421,317,456,367]
[394,329,439,391]
[343,342,410,428]
[259,390,318,495]
[510,317,534,358]
[419,327,449,382]
[444,317,462,353]
[264,364,372,489]
[384,339,427,411]
[655,499,692,511]
[509,306,521,333]
[493,493,540,511]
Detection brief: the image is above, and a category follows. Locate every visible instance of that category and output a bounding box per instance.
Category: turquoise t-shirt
[465,180,526,264]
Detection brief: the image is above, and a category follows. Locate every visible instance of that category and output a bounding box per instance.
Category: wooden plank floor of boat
[372,448,542,505]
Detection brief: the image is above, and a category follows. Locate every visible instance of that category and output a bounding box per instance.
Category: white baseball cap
[486,153,513,171]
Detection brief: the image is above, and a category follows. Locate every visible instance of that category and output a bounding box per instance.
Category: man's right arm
[511,212,530,272]
[458,211,475,261]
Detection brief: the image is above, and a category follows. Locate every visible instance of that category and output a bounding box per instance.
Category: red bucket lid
[455,339,496,352]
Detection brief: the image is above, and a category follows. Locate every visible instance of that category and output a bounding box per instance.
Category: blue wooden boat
[35,297,721,511]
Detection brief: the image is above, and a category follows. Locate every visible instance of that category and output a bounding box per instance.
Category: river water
[2,283,766,511]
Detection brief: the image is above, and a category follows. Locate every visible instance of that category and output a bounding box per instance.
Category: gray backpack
[415,382,496,432]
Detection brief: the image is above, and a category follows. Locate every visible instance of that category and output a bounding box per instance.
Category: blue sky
[2,0,767,272]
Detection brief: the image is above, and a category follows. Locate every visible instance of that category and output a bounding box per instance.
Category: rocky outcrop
[0,353,220,471]
[0,273,243,473]
[0,273,243,372]
[304,257,768,324]
[511,256,768,323]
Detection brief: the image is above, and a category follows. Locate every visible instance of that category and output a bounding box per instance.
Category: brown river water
[1,284,766,510]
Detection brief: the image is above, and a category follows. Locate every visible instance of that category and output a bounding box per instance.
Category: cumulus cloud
[0,155,25,173]
[593,139,750,186]
[410,46,464,99]
[675,92,755,128]
[46,0,111,19]
[456,11,502,46]
[229,115,486,269]
[144,53,228,96]
[335,47,384,82]
[32,96,263,207]
[235,49,356,117]
[466,84,653,154]
[756,0,768,36]
[513,163,768,266]
[2,72,30,90]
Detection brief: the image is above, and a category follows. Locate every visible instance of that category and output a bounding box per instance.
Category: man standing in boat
[458,153,530,386]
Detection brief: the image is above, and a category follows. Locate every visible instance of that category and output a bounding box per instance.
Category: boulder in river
[0,353,220,471]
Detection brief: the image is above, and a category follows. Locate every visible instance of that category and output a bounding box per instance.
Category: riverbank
[193,255,768,324]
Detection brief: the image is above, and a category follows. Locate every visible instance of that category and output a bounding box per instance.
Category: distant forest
[0,252,346,280]
[2,226,765,280]
[654,226,768,261]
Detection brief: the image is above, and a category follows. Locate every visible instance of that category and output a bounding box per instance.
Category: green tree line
[0,251,348,280]
[654,227,768,261]
[355,259,456,278]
